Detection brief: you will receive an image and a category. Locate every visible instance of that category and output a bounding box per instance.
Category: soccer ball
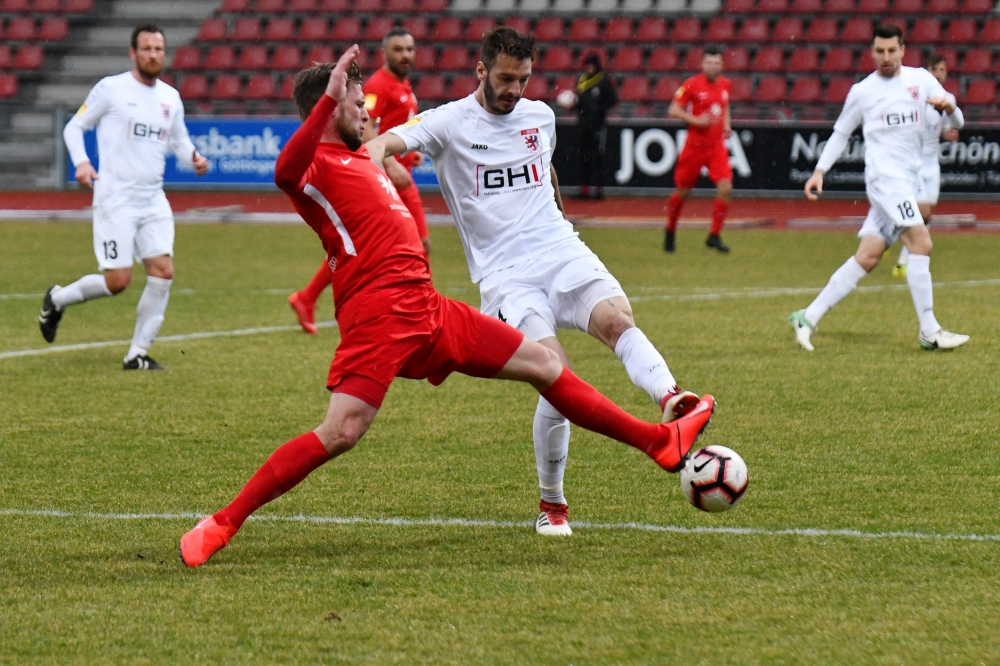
[555,89,577,109]
[680,445,749,513]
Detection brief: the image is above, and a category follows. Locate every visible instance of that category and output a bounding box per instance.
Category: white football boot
[788,310,815,351]
[919,329,970,350]
[535,501,572,536]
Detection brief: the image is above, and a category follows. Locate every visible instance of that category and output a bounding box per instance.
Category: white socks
[533,397,569,506]
[906,254,940,337]
[897,245,910,267]
[804,256,868,327]
[613,326,677,406]
[127,276,172,360]
[51,274,111,309]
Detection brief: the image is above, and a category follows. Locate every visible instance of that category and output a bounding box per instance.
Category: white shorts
[93,193,175,270]
[917,159,940,206]
[478,239,626,341]
[858,176,924,247]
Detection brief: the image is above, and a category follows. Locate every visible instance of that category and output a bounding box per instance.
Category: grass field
[2,220,999,664]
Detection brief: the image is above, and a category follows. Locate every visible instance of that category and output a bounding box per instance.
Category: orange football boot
[646,394,715,472]
[179,516,237,568]
[288,291,318,335]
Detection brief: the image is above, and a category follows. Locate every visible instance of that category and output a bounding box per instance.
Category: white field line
[0,292,44,300]
[1,508,998,543]
[0,320,338,360]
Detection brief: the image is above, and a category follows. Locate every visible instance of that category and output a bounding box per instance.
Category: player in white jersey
[893,53,961,279]
[40,24,208,369]
[368,28,703,535]
[789,25,968,352]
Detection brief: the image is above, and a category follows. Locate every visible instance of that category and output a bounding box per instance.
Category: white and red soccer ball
[555,89,578,110]
[680,445,749,513]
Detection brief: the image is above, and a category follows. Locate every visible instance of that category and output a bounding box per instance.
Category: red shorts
[673,142,732,189]
[328,284,524,409]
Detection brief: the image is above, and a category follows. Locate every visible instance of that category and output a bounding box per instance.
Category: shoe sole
[535,524,573,536]
[178,537,226,568]
[662,392,700,423]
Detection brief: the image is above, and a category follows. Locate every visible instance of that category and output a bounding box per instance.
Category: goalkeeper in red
[179,48,715,568]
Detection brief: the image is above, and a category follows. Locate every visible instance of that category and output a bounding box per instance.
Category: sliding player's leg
[289,259,333,335]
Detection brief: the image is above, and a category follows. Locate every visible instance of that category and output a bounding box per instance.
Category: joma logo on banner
[615,129,752,184]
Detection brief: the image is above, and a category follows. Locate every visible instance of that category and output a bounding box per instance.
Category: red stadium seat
[894,0,923,11]
[552,75,578,95]
[330,17,361,42]
[353,0,383,11]
[729,76,752,102]
[196,18,227,42]
[245,74,276,99]
[288,0,318,9]
[942,78,959,97]
[278,74,296,99]
[943,18,975,43]
[39,17,68,41]
[618,77,650,102]
[465,17,496,42]
[826,0,856,13]
[502,17,532,35]
[386,0,416,10]
[438,45,470,70]
[0,0,29,10]
[840,18,872,43]
[32,0,57,7]
[569,17,600,42]
[430,17,463,42]
[960,0,992,11]
[403,16,429,41]
[179,74,208,99]
[603,18,634,43]
[220,0,250,9]
[237,45,268,70]
[363,16,394,42]
[791,0,822,10]
[0,73,19,99]
[737,18,770,42]
[751,47,785,72]
[256,0,286,11]
[298,17,328,41]
[415,74,445,100]
[204,45,236,69]
[14,44,43,69]
[823,47,854,72]
[909,19,940,43]
[414,46,436,70]
[958,48,993,74]
[652,76,682,102]
[825,76,854,103]
[772,18,804,42]
[756,76,787,102]
[232,18,261,41]
[789,76,821,102]
[681,46,704,70]
[757,0,787,10]
[448,76,479,99]
[858,49,875,72]
[882,17,907,34]
[805,18,837,42]
[926,0,956,10]
[272,45,302,70]
[636,17,667,43]
[0,45,11,68]
[934,46,958,69]
[534,17,565,42]
[724,46,750,71]
[964,79,997,104]
[705,17,735,42]
[304,44,334,64]
[786,47,819,72]
[856,0,888,11]
[63,0,94,12]
[723,0,755,10]
[417,0,448,10]
[158,74,176,88]
[647,46,679,71]
[171,46,202,71]
[211,74,243,99]
[609,46,644,72]
[6,18,38,40]
[980,19,1000,42]
[354,45,374,69]
[578,47,608,69]
[319,0,349,8]
[671,18,702,42]
[902,49,922,67]
[523,76,549,100]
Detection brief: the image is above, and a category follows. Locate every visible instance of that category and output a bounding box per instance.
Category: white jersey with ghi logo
[817,66,961,183]
[64,72,197,208]
[389,94,577,283]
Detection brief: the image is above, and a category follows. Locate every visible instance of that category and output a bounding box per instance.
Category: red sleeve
[274,94,337,193]
[363,79,386,123]
[674,77,694,107]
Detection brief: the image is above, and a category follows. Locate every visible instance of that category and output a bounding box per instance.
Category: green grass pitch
[1,220,999,664]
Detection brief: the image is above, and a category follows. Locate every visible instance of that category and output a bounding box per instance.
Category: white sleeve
[816,87,862,173]
[387,105,453,159]
[168,100,197,168]
[63,79,111,167]
[944,92,964,131]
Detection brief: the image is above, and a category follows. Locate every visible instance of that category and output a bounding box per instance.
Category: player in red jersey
[665,45,733,254]
[288,27,430,335]
[178,48,715,568]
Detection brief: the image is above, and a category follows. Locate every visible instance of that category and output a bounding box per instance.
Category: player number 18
[896,201,916,220]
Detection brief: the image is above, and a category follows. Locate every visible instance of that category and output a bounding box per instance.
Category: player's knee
[717,181,732,199]
[604,312,635,347]
[104,272,130,294]
[314,422,362,456]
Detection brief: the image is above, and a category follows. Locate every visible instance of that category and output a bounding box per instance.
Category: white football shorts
[478,238,626,341]
[917,158,941,206]
[92,192,175,270]
[858,176,924,247]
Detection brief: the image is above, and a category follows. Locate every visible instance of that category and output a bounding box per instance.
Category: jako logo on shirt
[476,156,545,196]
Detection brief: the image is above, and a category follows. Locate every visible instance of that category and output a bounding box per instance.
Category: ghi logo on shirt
[476,156,545,196]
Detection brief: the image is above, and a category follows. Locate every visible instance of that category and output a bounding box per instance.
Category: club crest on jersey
[908,86,919,100]
[161,103,171,120]
[521,128,541,153]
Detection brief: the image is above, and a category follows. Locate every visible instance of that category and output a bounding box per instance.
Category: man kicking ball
[179,48,715,568]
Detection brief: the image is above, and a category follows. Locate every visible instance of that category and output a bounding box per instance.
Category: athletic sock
[803,256,868,327]
[897,245,910,267]
[126,276,171,360]
[533,397,569,506]
[710,198,729,236]
[214,432,330,531]
[906,254,941,337]
[51,274,111,309]
[299,260,333,307]
[540,368,659,452]
[614,326,677,406]
[666,192,683,233]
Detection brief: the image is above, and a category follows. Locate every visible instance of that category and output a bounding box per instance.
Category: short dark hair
[703,44,723,57]
[925,52,946,69]
[292,61,363,121]
[382,26,412,45]
[480,26,536,70]
[131,23,164,50]
[873,23,904,44]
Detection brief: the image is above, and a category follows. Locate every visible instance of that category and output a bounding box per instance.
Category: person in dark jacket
[571,53,617,199]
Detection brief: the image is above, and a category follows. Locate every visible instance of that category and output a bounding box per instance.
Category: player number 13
[103,240,118,260]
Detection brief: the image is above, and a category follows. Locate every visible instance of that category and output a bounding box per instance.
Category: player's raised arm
[806,86,863,200]
[63,80,112,189]
[365,131,408,170]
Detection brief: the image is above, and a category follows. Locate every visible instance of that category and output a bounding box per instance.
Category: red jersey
[363,67,419,168]
[275,94,429,311]
[674,73,731,148]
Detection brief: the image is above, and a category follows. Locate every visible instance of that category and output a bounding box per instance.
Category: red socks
[299,260,333,307]
[666,192,683,233]
[541,368,660,453]
[214,432,330,531]
[710,198,729,236]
